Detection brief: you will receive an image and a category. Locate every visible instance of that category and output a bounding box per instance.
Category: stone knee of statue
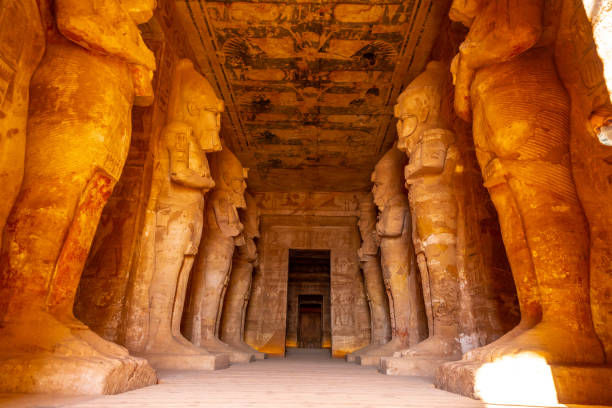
[138,58,228,371]
[185,147,254,364]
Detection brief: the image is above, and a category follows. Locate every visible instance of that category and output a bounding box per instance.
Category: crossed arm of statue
[167,124,215,190]
[213,196,244,238]
[55,0,156,70]
[451,0,544,120]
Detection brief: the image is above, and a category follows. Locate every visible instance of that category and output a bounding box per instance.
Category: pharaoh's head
[169,59,224,153]
[449,0,485,27]
[394,61,446,154]
[371,147,407,210]
[211,146,248,208]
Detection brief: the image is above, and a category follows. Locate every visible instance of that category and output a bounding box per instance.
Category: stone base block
[435,358,612,406]
[380,356,454,377]
[346,354,359,363]
[253,351,266,360]
[226,350,256,364]
[0,354,156,395]
[140,352,229,371]
[358,354,383,367]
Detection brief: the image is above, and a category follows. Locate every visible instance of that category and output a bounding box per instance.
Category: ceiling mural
[175,0,449,191]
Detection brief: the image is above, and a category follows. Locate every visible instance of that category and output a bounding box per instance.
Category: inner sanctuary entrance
[286,250,331,350]
[1,0,612,407]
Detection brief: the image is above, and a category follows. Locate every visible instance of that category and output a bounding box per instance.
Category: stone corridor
[0,349,608,408]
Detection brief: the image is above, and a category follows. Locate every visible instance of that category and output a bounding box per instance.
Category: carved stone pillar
[346,193,391,363]
[436,1,612,405]
[220,193,266,360]
[381,61,462,376]
[0,0,157,394]
[183,146,255,363]
[357,147,427,367]
[133,59,229,371]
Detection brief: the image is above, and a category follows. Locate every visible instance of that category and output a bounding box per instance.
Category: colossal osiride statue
[220,192,266,360]
[380,61,462,377]
[346,193,391,363]
[137,59,229,371]
[184,146,255,363]
[0,0,157,394]
[0,0,45,239]
[436,0,611,405]
[358,147,427,367]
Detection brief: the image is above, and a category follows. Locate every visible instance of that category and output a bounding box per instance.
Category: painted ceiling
[175,0,449,192]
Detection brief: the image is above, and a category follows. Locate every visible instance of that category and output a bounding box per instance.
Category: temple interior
[1,0,612,407]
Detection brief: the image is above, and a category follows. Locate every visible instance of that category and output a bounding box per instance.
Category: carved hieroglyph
[183,146,254,363]
[136,58,229,370]
[346,193,391,362]
[0,0,157,394]
[220,192,265,360]
[381,61,462,376]
[436,0,610,405]
[358,147,427,367]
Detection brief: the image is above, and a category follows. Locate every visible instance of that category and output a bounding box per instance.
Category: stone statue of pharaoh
[358,147,427,366]
[346,193,391,363]
[220,192,266,360]
[392,61,462,366]
[0,0,157,394]
[448,0,604,365]
[184,146,255,363]
[142,59,228,370]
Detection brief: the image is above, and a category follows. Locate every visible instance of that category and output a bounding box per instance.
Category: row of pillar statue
[347,0,612,404]
[347,61,462,375]
[0,0,265,394]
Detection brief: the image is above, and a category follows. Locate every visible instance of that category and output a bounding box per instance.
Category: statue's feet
[463,319,535,362]
[200,336,234,352]
[394,335,461,359]
[71,327,130,358]
[0,311,109,359]
[362,336,409,357]
[483,322,605,365]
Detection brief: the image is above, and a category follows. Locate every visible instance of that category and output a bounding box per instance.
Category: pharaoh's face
[227,168,248,208]
[187,97,224,153]
[371,171,385,209]
[395,92,426,153]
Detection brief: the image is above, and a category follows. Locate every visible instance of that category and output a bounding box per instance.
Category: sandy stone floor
[0,349,610,408]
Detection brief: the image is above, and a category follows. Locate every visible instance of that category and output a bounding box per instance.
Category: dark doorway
[286,249,331,349]
[298,295,323,348]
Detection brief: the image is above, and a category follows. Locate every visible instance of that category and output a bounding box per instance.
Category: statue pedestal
[380,356,455,377]
[358,354,388,367]
[139,352,229,371]
[0,353,156,394]
[200,341,255,364]
[435,358,612,406]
